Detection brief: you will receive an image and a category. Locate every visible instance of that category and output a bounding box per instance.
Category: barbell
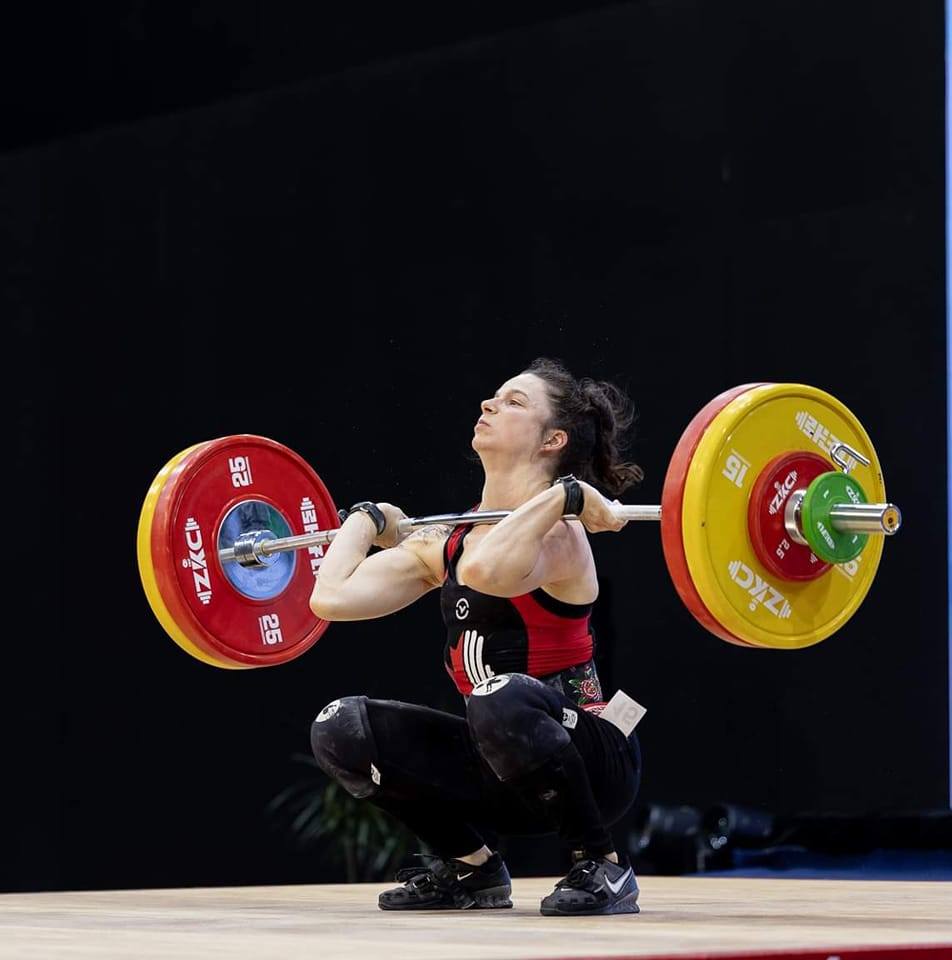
[137,382,901,668]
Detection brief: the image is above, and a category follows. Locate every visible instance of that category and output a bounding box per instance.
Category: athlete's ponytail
[523,357,644,497]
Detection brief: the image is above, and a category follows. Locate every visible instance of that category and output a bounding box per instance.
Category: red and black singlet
[440,521,602,703]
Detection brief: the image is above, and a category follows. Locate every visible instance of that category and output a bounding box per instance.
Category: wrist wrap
[553,474,584,517]
[337,501,387,536]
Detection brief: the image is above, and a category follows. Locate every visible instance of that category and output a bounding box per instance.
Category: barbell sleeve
[828,502,902,535]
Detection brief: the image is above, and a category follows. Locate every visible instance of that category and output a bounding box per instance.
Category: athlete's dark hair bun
[523,357,644,497]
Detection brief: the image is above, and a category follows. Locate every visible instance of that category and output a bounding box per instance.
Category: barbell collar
[784,490,809,547]
[231,530,280,566]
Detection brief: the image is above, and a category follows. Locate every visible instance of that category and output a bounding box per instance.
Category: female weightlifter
[308,357,644,915]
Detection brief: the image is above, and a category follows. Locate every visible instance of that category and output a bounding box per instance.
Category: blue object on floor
[701,847,952,881]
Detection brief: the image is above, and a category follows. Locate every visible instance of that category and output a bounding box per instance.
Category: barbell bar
[219,493,898,569]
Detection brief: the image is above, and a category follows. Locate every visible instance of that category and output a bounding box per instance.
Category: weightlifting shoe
[540,854,640,916]
[378,852,513,910]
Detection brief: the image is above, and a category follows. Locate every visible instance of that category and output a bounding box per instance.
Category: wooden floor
[1,877,950,960]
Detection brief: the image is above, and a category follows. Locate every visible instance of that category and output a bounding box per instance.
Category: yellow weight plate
[137,443,243,669]
[681,384,886,649]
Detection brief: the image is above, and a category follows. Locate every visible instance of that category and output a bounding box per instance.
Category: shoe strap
[557,859,600,890]
[393,854,475,907]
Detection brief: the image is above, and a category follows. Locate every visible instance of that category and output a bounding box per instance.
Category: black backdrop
[5,0,947,891]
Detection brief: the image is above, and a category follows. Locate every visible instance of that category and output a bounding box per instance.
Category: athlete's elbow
[461,559,493,593]
[310,587,343,622]
[463,561,523,598]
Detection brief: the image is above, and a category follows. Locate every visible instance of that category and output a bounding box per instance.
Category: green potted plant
[266,753,418,883]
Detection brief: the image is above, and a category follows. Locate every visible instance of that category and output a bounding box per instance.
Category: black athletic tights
[359,691,641,860]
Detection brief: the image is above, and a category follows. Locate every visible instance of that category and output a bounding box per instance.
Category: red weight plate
[146,438,268,666]
[139,441,242,669]
[151,436,339,667]
[747,452,832,582]
[660,384,767,647]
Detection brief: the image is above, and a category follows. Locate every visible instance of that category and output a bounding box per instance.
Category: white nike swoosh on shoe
[458,872,474,880]
[605,867,632,895]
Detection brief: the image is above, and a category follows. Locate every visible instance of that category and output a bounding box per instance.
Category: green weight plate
[800,472,869,565]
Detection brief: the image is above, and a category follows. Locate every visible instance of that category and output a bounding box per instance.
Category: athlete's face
[472,373,564,462]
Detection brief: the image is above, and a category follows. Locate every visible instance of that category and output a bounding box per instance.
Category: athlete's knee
[465,672,553,728]
[309,695,380,799]
[465,673,571,781]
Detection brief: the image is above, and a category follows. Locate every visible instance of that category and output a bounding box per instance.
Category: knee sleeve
[309,695,380,799]
[465,673,571,782]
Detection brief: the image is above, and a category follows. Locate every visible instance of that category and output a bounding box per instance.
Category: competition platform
[1,876,950,960]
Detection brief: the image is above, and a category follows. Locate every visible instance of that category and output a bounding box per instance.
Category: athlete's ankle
[457,846,493,866]
[573,846,618,864]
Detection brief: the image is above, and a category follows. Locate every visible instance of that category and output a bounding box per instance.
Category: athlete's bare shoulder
[396,523,453,587]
